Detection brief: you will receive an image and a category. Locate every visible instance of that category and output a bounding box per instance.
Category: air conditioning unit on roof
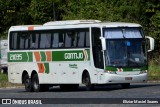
[43,20,101,26]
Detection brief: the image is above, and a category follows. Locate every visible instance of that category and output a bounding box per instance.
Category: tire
[3,68,8,74]
[24,74,33,92]
[32,74,40,92]
[83,72,94,91]
[60,84,79,91]
[32,74,49,92]
[121,83,130,89]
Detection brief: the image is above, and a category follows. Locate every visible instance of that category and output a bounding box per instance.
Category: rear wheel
[32,74,40,92]
[32,74,49,92]
[0,68,7,74]
[24,74,33,92]
[121,83,130,89]
[83,72,94,91]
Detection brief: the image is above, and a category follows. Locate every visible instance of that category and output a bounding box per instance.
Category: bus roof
[9,20,142,31]
[43,20,101,26]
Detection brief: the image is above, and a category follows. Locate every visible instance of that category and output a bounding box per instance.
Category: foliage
[29,0,53,24]
[0,73,22,88]
[148,57,160,80]
[0,73,9,87]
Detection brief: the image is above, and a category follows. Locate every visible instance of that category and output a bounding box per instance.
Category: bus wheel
[32,74,49,92]
[83,72,94,91]
[24,74,33,92]
[32,74,41,92]
[121,83,130,89]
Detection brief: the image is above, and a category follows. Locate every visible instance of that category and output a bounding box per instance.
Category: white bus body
[7,20,154,92]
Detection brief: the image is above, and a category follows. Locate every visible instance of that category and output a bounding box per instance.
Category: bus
[7,20,154,92]
[0,40,8,74]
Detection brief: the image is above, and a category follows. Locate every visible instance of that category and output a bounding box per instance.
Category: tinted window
[9,28,90,50]
[31,33,39,49]
[40,33,51,48]
[10,33,18,50]
[52,33,59,48]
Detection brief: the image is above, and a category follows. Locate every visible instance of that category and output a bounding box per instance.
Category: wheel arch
[31,70,38,81]
[22,70,29,84]
[22,70,38,84]
[82,69,91,83]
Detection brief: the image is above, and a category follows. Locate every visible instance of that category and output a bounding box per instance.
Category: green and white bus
[8,20,154,92]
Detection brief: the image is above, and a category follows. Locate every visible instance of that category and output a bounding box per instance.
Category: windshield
[104,28,147,67]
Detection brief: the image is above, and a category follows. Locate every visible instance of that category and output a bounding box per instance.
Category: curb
[147,81,160,83]
[0,86,24,89]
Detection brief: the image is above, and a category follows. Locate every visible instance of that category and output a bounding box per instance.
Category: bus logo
[10,54,22,61]
[64,52,83,60]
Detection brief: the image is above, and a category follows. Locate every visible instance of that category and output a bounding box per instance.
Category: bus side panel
[8,62,38,84]
[38,62,58,84]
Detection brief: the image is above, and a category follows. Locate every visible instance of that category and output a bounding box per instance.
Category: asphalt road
[0,83,160,106]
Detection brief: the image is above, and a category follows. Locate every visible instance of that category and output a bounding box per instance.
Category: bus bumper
[100,73,148,84]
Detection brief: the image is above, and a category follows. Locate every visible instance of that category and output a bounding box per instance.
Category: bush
[148,57,160,81]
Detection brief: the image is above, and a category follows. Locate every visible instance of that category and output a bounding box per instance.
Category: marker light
[104,70,117,74]
[139,70,148,74]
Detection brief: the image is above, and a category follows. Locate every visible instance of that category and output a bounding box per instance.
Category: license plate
[125,77,132,80]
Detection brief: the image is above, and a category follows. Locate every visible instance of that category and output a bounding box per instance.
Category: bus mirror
[100,37,106,50]
[145,36,154,52]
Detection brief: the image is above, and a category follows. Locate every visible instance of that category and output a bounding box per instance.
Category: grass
[148,59,160,81]
[0,73,23,88]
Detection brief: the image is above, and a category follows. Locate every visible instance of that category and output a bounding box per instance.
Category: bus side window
[77,32,85,47]
[20,32,29,49]
[77,30,89,48]
[10,32,18,50]
[72,32,77,47]
[86,32,90,47]
[40,33,51,49]
[52,33,59,48]
[46,33,51,48]
[31,33,39,49]
[65,30,76,47]
[16,32,21,49]
[59,33,64,47]
[65,32,71,47]
[92,28,103,69]
[40,33,46,48]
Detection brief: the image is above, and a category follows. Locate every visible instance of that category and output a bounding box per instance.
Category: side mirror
[145,36,154,52]
[99,37,106,50]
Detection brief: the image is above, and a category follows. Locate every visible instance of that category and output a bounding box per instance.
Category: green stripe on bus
[27,52,33,62]
[105,66,147,71]
[8,52,33,62]
[8,49,90,62]
[8,52,31,62]
[44,63,49,74]
[40,51,46,61]
[52,49,90,61]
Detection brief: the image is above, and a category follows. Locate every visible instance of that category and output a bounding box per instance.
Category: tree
[29,0,53,24]
[0,0,31,38]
